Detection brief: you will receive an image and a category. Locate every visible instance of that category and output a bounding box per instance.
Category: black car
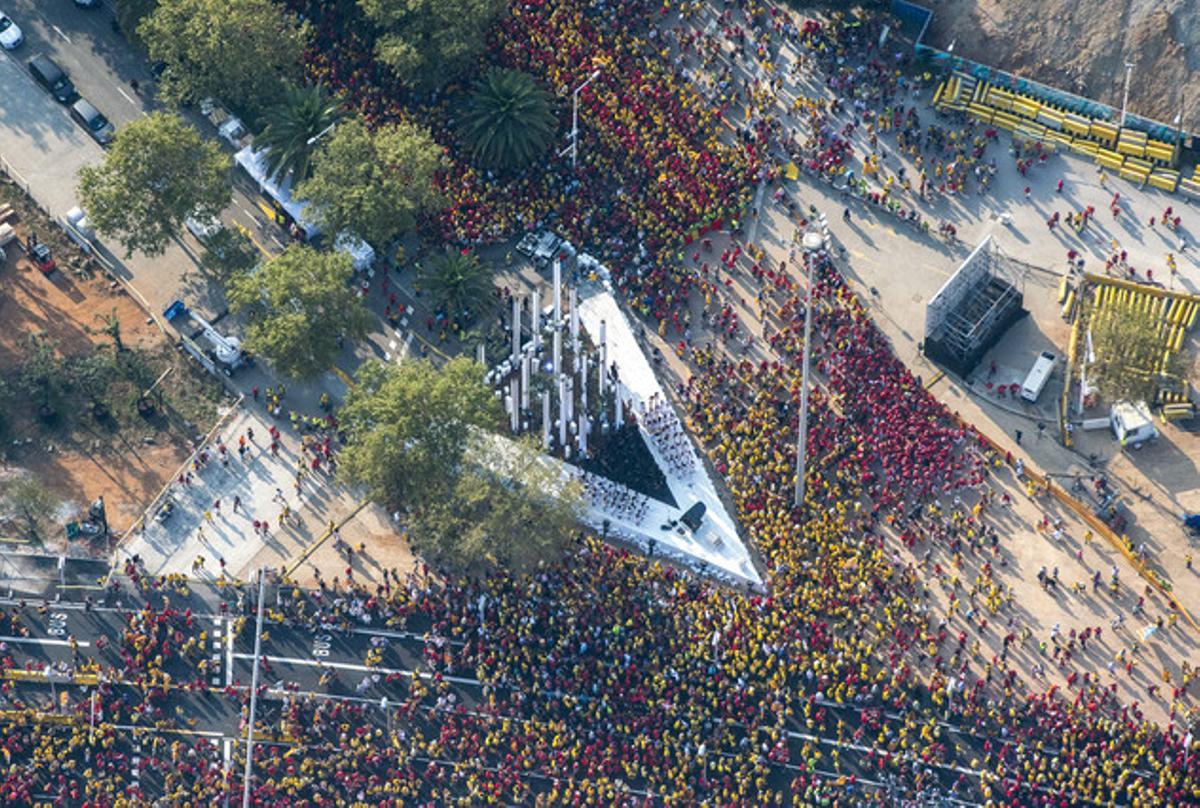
[70,98,115,145]
[28,54,77,104]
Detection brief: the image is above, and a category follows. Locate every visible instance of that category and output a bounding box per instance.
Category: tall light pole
[559,69,602,170]
[241,568,268,808]
[1120,62,1135,127]
[793,240,819,508]
[307,122,337,147]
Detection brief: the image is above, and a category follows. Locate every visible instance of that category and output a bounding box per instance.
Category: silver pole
[511,294,521,364]
[1120,62,1134,127]
[89,690,96,743]
[568,70,601,170]
[571,86,579,170]
[242,568,268,808]
[794,255,816,508]
[542,391,551,449]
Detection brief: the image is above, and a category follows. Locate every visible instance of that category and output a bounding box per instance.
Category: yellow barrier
[1063,115,1091,136]
[1090,121,1119,143]
[1149,172,1179,192]
[1116,140,1145,158]
[1060,289,1075,320]
[1119,165,1150,183]
[1070,139,1098,157]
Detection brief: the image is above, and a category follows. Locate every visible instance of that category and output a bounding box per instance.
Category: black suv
[28,54,78,104]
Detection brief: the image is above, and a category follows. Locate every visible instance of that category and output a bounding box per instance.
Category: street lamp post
[1120,63,1135,127]
[559,69,602,170]
[793,247,817,509]
[241,568,268,808]
[307,122,337,147]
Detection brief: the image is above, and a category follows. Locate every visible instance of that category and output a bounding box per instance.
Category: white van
[1020,351,1057,403]
[1110,400,1158,448]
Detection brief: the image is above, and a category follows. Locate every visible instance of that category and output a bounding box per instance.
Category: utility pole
[793,250,816,508]
[241,568,267,808]
[1120,62,1134,127]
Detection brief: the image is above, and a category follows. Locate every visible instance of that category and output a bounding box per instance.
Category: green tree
[200,228,258,281]
[92,309,126,354]
[459,69,557,172]
[228,244,370,379]
[358,0,503,90]
[256,82,342,183]
[338,358,498,509]
[418,247,493,321]
[409,436,583,570]
[0,474,58,544]
[70,352,119,416]
[19,334,66,415]
[1087,306,1187,404]
[297,116,444,250]
[77,113,231,257]
[139,0,308,115]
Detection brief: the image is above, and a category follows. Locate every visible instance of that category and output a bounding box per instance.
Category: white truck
[163,300,251,376]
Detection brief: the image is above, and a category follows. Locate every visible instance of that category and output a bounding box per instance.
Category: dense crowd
[2,1,1198,806]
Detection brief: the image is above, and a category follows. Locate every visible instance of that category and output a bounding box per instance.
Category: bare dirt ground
[0,184,225,551]
[926,0,1200,129]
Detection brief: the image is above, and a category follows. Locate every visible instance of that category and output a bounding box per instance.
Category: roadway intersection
[0,574,1101,805]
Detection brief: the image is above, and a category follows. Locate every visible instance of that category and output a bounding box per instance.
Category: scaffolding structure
[924,236,1028,376]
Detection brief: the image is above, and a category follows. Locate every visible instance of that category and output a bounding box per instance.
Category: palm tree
[418,248,494,324]
[256,82,341,183]
[458,69,557,172]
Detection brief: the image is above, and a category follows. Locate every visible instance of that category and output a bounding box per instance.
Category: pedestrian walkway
[119,408,360,580]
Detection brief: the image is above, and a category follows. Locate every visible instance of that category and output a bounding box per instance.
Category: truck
[1020,351,1057,403]
[163,300,251,376]
[1110,400,1157,448]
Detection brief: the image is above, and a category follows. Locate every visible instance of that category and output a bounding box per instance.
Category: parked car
[185,214,223,243]
[28,54,77,104]
[71,98,115,145]
[0,11,23,50]
[73,0,101,8]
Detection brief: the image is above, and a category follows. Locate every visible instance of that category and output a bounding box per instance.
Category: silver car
[71,98,115,145]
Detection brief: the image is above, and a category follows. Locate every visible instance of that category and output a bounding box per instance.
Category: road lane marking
[231,652,480,686]
[0,635,88,648]
[52,25,71,43]
[116,86,136,105]
[347,627,466,646]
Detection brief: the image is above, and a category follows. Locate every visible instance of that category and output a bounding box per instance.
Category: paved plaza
[118,406,374,581]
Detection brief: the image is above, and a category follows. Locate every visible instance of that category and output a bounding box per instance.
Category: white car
[0,12,23,50]
[185,214,223,242]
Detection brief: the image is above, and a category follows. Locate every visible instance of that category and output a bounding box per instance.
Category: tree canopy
[228,245,370,379]
[1,474,58,544]
[409,436,583,571]
[1087,306,1187,404]
[77,112,230,257]
[358,0,504,91]
[256,82,342,183]
[296,116,445,251]
[459,68,558,172]
[339,359,582,571]
[339,358,499,509]
[139,0,308,114]
[418,247,493,322]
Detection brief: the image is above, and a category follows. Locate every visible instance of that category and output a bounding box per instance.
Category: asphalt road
[0,0,286,315]
[0,578,1065,805]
